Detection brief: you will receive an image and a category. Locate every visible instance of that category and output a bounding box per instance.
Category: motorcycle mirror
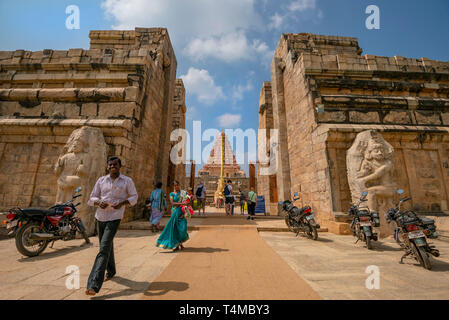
[397,189,404,195]
[75,187,82,193]
[294,192,299,197]
[278,201,283,205]
[362,191,368,197]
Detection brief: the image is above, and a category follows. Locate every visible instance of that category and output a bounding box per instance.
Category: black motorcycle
[349,191,380,250]
[3,187,90,257]
[386,189,440,270]
[279,193,320,240]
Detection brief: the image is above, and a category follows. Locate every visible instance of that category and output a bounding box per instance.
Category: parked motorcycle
[386,189,440,270]
[349,191,381,250]
[3,187,90,257]
[279,193,320,240]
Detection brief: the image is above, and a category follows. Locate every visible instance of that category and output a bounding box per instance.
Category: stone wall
[0,28,184,222]
[257,82,279,214]
[260,33,449,233]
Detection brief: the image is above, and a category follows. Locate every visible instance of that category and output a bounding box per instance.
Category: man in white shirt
[85,156,138,296]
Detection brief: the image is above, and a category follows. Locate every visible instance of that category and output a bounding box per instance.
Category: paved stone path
[1,210,448,300]
[260,231,449,300]
[142,217,321,300]
[0,229,191,300]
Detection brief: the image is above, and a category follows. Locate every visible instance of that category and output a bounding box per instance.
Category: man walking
[195,181,207,216]
[247,187,257,220]
[224,180,234,216]
[85,156,138,296]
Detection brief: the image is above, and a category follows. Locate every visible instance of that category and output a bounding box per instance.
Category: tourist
[195,181,207,216]
[85,156,138,296]
[239,188,246,215]
[148,182,167,233]
[247,187,257,220]
[224,180,234,216]
[156,180,189,252]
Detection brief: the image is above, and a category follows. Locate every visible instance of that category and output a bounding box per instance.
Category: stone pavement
[1,210,449,300]
[142,217,321,300]
[0,229,197,300]
[260,232,449,300]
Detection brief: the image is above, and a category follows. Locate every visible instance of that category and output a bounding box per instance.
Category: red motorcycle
[3,187,90,257]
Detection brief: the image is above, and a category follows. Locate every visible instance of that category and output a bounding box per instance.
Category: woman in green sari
[156,180,189,252]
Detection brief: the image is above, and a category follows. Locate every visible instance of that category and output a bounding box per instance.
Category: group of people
[84,157,191,296]
[223,180,258,220]
[83,157,259,296]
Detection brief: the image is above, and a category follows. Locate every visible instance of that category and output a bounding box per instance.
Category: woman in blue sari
[156,180,189,252]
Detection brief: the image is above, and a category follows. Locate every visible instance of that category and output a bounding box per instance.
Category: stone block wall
[0,28,184,222]
[257,82,279,214]
[260,32,449,232]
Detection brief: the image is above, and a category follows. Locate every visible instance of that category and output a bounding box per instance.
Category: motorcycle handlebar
[75,202,81,207]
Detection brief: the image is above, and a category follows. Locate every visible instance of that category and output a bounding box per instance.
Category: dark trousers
[87,219,121,293]
[248,202,256,216]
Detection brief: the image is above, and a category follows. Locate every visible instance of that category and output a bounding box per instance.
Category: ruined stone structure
[168,79,187,191]
[0,28,186,225]
[258,33,449,234]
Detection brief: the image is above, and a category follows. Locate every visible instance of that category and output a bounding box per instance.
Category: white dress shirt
[87,174,138,222]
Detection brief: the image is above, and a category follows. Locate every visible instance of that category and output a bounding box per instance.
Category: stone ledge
[0,87,140,103]
[315,123,449,135]
[0,118,132,131]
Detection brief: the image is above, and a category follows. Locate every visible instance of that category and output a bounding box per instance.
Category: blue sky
[1,0,448,174]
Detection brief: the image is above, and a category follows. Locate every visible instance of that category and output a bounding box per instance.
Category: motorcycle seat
[20,208,53,216]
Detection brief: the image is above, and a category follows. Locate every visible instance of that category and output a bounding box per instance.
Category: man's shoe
[85,288,96,296]
[104,273,115,282]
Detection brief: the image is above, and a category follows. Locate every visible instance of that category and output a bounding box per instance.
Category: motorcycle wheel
[15,222,49,257]
[305,224,318,241]
[365,235,373,250]
[412,242,432,270]
[76,220,91,244]
[285,215,295,233]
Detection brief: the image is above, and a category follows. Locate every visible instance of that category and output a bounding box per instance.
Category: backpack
[195,186,204,197]
[224,185,231,196]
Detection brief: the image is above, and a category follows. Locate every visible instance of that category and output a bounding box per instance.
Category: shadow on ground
[143,281,189,297]
[92,276,150,300]
[17,242,93,262]
[159,247,229,254]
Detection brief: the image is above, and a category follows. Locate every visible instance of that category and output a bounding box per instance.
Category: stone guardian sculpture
[54,126,107,235]
[347,130,396,237]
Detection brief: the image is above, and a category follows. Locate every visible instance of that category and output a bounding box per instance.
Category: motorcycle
[3,187,90,257]
[386,189,440,270]
[349,191,381,250]
[279,192,320,240]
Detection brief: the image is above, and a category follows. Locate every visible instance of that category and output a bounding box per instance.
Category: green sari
[156,191,189,249]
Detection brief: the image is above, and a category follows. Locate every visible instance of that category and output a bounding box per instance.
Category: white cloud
[288,0,316,12]
[232,81,254,102]
[268,13,285,30]
[217,114,242,128]
[184,32,272,63]
[180,68,224,105]
[101,0,262,41]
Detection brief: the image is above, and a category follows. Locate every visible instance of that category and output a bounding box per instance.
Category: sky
[1,0,448,175]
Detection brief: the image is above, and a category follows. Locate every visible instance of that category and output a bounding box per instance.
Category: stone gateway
[0,28,187,225]
[258,33,449,235]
